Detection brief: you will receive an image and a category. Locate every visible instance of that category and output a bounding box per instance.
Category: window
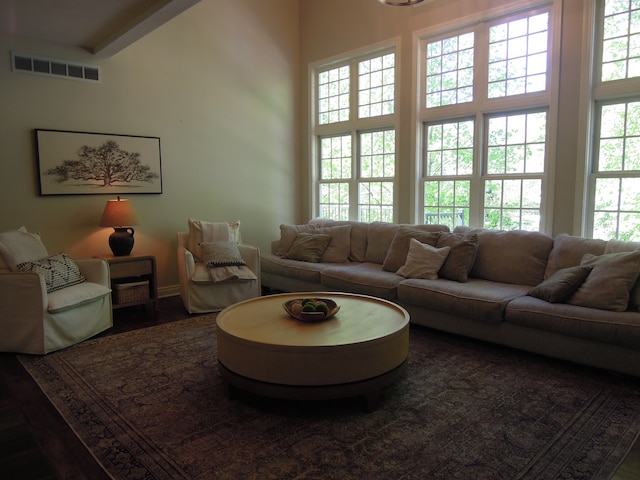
[587,0,640,241]
[419,5,558,232]
[314,49,397,222]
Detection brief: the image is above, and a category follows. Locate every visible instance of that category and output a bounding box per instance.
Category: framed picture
[34,129,163,195]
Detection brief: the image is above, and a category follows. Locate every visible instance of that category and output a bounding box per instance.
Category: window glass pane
[488,12,549,98]
[320,135,352,179]
[598,101,640,171]
[426,32,475,108]
[483,179,541,230]
[358,182,394,222]
[360,130,395,178]
[318,65,350,125]
[319,183,350,221]
[601,0,640,81]
[425,120,474,176]
[487,111,547,174]
[423,180,470,229]
[359,53,395,118]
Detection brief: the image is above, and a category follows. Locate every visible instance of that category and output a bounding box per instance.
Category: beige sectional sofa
[261,219,640,377]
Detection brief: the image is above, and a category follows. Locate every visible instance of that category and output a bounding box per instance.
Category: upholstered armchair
[177,219,261,313]
[0,227,113,354]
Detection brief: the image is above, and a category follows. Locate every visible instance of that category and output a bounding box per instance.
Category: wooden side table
[99,255,158,318]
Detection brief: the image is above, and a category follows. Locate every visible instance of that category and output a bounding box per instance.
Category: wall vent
[11,52,101,83]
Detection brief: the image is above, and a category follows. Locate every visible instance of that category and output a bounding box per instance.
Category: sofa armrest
[75,258,110,287]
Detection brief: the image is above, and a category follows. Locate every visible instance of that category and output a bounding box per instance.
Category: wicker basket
[113,280,149,304]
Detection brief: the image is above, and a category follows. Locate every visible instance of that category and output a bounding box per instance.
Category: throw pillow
[284,233,332,263]
[277,224,352,263]
[435,232,478,282]
[16,253,85,293]
[187,219,241,260]
[528,265,593,303]
[382,227,441,272]
[396,238,451,280]
[567,250,640,311]
[0,227,49,271]
[200,241,246,267]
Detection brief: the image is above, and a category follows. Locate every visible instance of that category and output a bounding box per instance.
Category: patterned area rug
[19,315,640,480]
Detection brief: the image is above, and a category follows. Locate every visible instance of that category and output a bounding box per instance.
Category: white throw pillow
[396,238,451,280]
[0,227,49,271]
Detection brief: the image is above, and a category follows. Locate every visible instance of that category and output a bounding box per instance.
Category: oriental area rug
[19,315,640,480]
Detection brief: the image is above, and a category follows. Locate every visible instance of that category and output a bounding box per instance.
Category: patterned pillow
[17,253,85,293]
[200,242,246,267]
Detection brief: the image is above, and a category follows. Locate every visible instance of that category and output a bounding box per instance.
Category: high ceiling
[0,0,200,57]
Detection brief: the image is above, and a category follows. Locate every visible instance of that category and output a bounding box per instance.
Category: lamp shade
[99,197,141,256]
[99,197,140,227]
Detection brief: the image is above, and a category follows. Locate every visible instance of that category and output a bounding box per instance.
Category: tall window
[314,49,397,222]
[419,5,557,232]
[587,0,640,241]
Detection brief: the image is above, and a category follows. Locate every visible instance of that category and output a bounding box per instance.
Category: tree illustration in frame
[35,129,162,195]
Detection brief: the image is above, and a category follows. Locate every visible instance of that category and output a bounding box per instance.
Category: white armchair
[177,224,261,313]
[0,228,113,354]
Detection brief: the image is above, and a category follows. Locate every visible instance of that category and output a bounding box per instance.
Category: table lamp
[99,196,141,256]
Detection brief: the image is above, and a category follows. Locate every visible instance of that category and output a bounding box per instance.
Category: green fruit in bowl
[302,303,317,312]
[315,302,329,315]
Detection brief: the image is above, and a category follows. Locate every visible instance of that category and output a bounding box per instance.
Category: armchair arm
[238,244,260,282]
[75,258,110,287]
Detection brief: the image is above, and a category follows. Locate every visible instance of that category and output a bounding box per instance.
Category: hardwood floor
[0,296,638,479]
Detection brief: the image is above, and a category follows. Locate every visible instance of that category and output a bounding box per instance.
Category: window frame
[412,0,562,232]
[310,39,401,222]
[579,0,640,240]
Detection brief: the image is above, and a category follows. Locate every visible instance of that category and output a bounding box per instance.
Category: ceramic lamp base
[109,227,135,256]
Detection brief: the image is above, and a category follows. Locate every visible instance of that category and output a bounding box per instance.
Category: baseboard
[158,285,180,298]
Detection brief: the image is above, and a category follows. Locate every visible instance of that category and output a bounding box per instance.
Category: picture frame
[34,129,163,195]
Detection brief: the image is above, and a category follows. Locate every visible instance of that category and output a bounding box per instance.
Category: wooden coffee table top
[216,291,409,348]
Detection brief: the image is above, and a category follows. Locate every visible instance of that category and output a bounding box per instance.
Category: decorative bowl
[282,298,340,323]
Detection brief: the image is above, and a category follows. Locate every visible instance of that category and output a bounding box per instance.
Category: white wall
[0,0,300,294]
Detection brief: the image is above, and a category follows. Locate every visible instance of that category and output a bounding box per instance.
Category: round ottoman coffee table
[216,292,410,411]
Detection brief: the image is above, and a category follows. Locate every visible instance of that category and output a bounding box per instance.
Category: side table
[99,255,158,318]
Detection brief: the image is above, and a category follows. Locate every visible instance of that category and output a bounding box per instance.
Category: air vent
[11,52,101,83]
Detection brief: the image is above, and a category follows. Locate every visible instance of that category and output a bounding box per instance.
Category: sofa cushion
[0,227,49,271]
[365,222,402,264]
[284,233,332,263]
[506,295,640,350]
[396,239,450,280]
[435,232,478,282]
[528,265,593,303]
[567,251,640,312]
[544,234,606,278]
[17,253,86,293]
[457,227,553,286]
[262,253,331,284]
[321,262,403,300]
[398,277,530,323]
[47,281,111,313]
[200,241,246,267]
[382,227,440,272]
